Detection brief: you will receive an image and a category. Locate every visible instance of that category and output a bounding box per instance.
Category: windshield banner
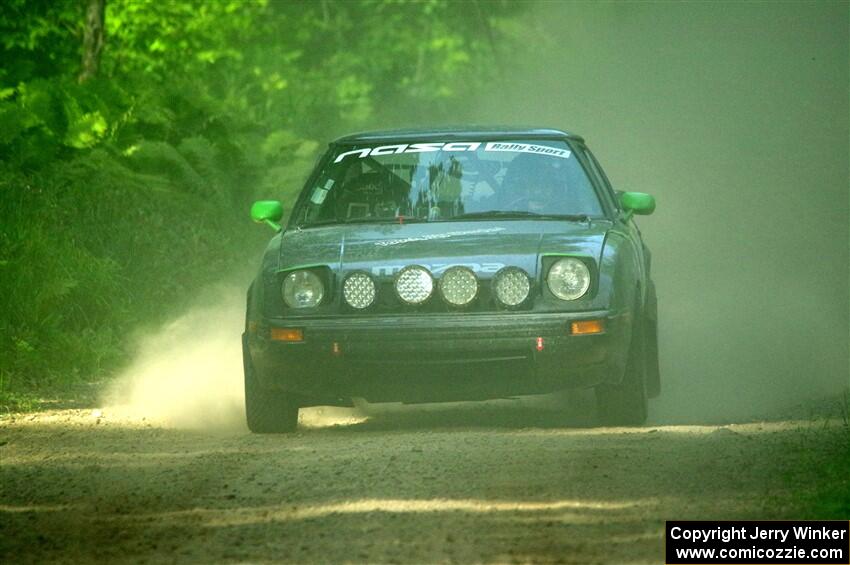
[334,141,571,163]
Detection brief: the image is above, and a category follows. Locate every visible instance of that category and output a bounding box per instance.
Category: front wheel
[595,319,648,426]
[243,340,299,433]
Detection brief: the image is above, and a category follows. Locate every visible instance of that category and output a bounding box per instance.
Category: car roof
[332,126,584,145]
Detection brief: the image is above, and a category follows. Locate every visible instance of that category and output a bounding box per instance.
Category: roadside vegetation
[787,393,850,518]
[0,0,521,410]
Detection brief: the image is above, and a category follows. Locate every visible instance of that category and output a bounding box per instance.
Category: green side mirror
[619,191,656,217]
[251,200,284,231]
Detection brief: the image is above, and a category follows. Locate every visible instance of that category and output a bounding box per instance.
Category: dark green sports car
[244,127,659,432]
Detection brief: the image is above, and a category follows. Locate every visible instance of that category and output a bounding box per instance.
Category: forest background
[0,0,520,407]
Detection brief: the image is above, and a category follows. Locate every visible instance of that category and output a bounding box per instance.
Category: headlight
[439,266,478,306]
[282,270,324,308]
[395,265,434,304]
[493,267,531,307]
[343,272,376,309]
[546,258,590,300]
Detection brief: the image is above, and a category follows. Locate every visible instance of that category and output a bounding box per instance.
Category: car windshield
[293,139,603,226]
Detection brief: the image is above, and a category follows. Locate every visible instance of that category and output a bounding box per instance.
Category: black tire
[595,315,648,426]
[243,340,299,433]
[644,281,661,398]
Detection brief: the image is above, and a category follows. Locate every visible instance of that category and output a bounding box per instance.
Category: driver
[527,176,561,212]
[501,154,565,212]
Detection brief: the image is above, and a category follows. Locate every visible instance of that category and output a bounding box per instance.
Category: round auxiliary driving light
[343,272,376,309]
[439,266,478,306]
[546,258,590,300]
[493,267,531,307]
[394,265,434,305]
[282,270,324,308]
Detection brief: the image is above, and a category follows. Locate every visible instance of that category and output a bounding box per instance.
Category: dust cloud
[467,1,849,423]
[101,284,369,431]
[102,286,248,431]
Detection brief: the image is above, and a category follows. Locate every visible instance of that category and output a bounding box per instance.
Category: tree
[78,0,105,83]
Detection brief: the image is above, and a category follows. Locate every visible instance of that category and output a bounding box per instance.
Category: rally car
[243,127,659,432]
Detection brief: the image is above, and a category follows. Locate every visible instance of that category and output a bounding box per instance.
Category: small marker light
[536,337,544,351]
[332,342,342,356]
[270,327,304,342]
[571,320,604,335]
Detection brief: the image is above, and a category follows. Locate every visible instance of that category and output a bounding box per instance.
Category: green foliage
[0,165,127,389]
[0,0,526,404]
[785,398,850,518]
[0,0,83,84]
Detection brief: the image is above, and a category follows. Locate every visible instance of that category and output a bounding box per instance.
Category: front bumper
[246,310,630,406]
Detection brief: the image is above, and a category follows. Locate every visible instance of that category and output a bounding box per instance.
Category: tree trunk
[78,0,106,83]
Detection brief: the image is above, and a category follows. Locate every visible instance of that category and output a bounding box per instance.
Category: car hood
[277,220,610,278]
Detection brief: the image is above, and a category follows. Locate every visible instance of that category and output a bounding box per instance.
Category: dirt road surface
[0,398,832,564]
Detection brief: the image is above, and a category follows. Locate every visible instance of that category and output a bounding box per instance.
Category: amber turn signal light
[270,327,304,342]
[570,319,604,335]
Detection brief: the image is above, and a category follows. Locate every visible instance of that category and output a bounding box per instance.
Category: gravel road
[0,398,831,564]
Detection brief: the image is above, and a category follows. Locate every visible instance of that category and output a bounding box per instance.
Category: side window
[583,147,620,210]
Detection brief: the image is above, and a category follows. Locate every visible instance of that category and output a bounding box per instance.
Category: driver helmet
[502,153,564,211]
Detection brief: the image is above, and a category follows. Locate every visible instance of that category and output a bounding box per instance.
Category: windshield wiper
[448,210,590,222]
[342,216,428,225]
[298,212,587,228]
[299,216,428,228]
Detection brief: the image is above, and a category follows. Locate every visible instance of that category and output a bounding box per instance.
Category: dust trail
[102,287,248,431]
[100,284,369,431]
